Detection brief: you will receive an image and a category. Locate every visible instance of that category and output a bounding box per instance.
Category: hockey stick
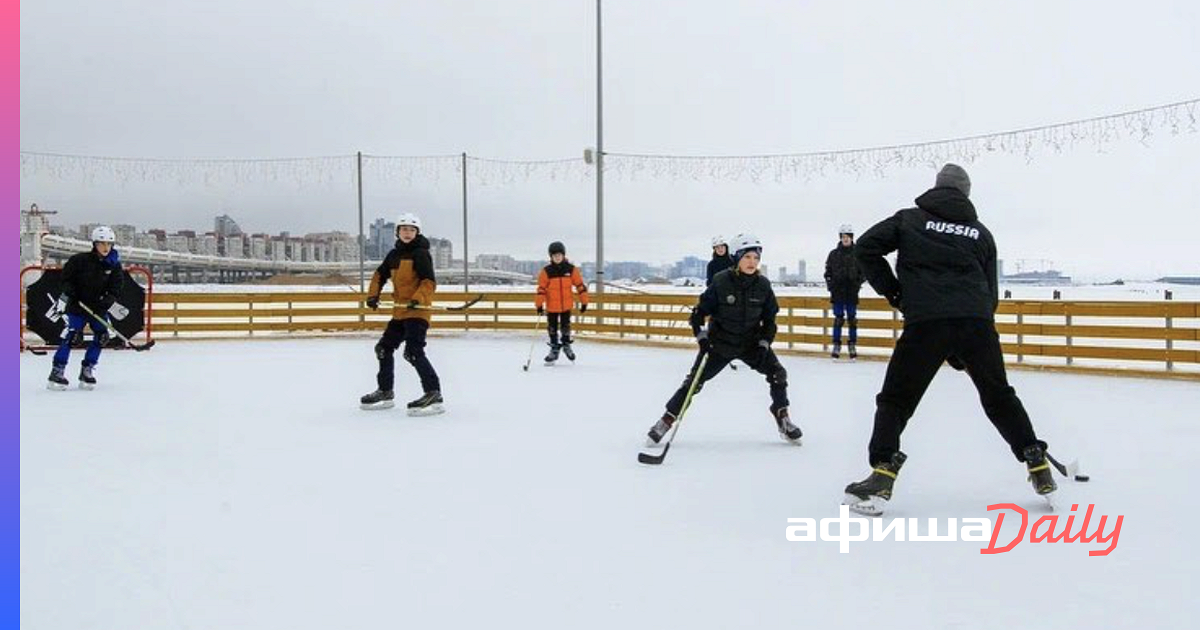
[24,345,49,356]
[77,303,156,352]
[1046,451,1090,482]
[400,294,485,312]
[522,316,544,372]
[638,352,710,465]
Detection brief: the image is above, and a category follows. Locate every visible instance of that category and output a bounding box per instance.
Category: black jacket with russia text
[854,186,998,324]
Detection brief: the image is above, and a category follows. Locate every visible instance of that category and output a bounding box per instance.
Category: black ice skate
[47,364,69,391]
[407,390,445,416]
[772,406,802,444]
[1023,444,1058,501]
[646,411,676,446]
[561,340,576,362]
[360,389,395,410]
[544,342,561,365]
[79,364,97,390]
[843,451,908,516]
[830,342,841,360]
[848,343,857,360]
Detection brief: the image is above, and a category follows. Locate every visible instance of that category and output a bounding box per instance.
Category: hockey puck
[1074,474,1090,482]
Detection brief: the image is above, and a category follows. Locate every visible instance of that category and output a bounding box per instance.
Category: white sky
[20,0,1200,280]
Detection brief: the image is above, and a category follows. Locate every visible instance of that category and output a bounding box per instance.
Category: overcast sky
[20,0,1200,280]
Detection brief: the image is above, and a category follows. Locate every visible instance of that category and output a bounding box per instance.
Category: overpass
[37,234,534,284]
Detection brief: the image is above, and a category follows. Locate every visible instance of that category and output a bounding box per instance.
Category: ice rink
[20,334,1200,629]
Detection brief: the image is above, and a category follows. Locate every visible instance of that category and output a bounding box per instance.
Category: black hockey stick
[1047,451,1090,482]
[401,294,486,312]
[24,345,49,356]
[638,352,710,465]
[77,303,156,352]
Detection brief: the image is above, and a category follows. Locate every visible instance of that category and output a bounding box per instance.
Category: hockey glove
[536,306,545,316]
[579,303,588,313]
[946,355,966,371]
[885,290,903,310]
[366,296,380,310]
[48,294,70,321]
[406,299,420,310]
[107,301,130,321]
[696,330,712,354]
[754,339,772,365]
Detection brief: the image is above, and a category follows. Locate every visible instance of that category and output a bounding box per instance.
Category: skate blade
[842,494,887,516]
[360,400,395,411]
[407,403,445,417]
[778,432,803,446]
[1039,490,1058,511]
[78,382,96,391]
[47,382,68,391]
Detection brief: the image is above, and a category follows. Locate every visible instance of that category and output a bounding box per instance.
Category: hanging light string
[21,99,1197,187]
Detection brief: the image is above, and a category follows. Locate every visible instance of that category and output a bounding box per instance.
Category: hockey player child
[47,225,126,390]
[535,241,589,364]
[824,224,864,359]
[360,213,445,415]
[646,233,802,445]
[706,235,734,286]
[843,164,1056,516]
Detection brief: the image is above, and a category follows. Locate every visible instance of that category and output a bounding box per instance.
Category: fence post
[493,300,499,328]
[248,296,254,337]
[892,309,899,341]
[1016,303,1024,363]
[619,300,625,338]
[172,300,178,338]
[822,307,829,353]
[1065,308,1073,367]
[645,302,651,340]
[787,306,794,350]
[1166,308,1174,371]
[288,300,294,334]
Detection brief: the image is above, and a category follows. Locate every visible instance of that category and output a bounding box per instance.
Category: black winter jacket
[61,248,124,316]
[824,243,863,304]
[855,187,999,324]
[689,268,779,358]
[706,253,734,286]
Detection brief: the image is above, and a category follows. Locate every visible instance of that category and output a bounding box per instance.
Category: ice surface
[20,333,1199,629]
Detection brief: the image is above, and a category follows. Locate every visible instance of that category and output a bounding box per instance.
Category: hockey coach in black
[842,164,1056,516]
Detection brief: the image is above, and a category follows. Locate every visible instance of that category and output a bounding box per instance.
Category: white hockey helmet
[395,213,422,235]
[729,233,763,260]
[838,223,854,236]
[711,235,728,248]
[91,225,116,244]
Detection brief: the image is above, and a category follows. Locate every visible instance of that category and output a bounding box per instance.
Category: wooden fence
[42,290,1200,379]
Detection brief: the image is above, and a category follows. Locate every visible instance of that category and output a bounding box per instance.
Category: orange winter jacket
[536,261,589,314]
[367,235,437,322]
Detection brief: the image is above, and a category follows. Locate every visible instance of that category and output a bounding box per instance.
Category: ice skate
[830,342,841,360]
[360,389,395,410]
[561,340,576,362]
[47,364,69,391]
[407,390,445,416]
[843,452,907,516]
[645,411,676,446]
[1023,444,1057,507]
[848,343,857,360]
[544,342,561,366]
[78,364,97,390]
[772,406,802,444]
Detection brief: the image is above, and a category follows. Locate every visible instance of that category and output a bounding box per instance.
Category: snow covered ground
[20,334,1200,629]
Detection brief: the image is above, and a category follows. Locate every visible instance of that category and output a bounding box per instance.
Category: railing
[34,290,1200,379]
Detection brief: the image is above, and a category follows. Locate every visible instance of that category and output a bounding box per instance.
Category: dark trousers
[547,311,572,345]
[665,346,789,417]
[375,318,441,393]
[832,301,857,344]
[53,312,108,367]
[868,318,1042,465]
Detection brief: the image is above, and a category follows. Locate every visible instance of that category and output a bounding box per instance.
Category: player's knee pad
[833,316,845,328]
[403,347,425,364]
[374,341,393,360]
[769,365,788,387]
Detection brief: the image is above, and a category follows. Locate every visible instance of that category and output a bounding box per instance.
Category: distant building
[797,260,807,283]
[670,256,706,280]
[368,218,396,260]
[215,214,243,238]
[428,237,453,269]
[476,254,518,272]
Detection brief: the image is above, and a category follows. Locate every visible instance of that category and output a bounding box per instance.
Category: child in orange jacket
[535,241,589,364]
